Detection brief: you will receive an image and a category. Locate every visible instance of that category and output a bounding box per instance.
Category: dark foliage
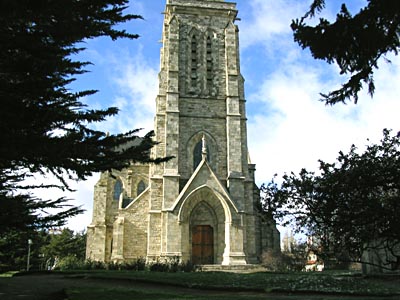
[292,0,400,104]
[0,179,83,270]
[121,257,146,271]
[262,129,400,270]
[41,228,86,266]
[0,0,166,186]
[261,249,306,272]
[53,256,195,272]
[0,0,170,271]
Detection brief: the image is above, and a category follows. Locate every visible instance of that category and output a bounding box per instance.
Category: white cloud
[90,46,158,135]
[240,0,307,49]
[238,0,400,187]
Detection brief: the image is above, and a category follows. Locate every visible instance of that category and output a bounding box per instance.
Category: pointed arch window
[206,35,213,92]
[190,34,198,89]
[193,140,210,171]
[137,180,146,196]
[113,179,123,201]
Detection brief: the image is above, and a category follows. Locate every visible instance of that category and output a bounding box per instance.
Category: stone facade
[86,0,280,265]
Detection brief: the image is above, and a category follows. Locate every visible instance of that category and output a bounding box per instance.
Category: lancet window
[137,180,146,196]
[113,179,123,201]
[193,140,210,171]
[190,34,198,90]
[206,35,213,93]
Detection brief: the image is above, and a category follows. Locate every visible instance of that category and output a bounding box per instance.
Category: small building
[304,250,324,272]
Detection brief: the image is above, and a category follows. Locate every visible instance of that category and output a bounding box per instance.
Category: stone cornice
[167,0,236,12]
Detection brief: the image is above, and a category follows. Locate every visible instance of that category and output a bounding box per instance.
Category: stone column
[222,219,247,265]
[225,21,245,213]
[111,217,125,262]
[161,15,181,258]
[222,220,232,265]
[86,173,110,261]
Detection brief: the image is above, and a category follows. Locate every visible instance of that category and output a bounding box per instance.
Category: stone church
[86,0,280,265]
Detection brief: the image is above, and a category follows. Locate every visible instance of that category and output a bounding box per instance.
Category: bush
[56,256,85,270]
[83,259,106,270]
[149,259,170,272]
[0,263,13,273]
[50,256,195,272]
[148,257,195,273]
[262,250,305,272]
[106,261,120,270]
[121,257,146,271]
[179,260,195,272]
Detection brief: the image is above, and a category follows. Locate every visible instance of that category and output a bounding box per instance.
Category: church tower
[86,0,280,266]
[149,0,259,265]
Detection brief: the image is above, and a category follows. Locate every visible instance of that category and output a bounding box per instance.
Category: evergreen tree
[292,0,400,104]
[0,0,168,269]
[41,229,86,268]
[0,0,165,185]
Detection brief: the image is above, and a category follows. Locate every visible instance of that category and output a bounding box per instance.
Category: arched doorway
[178,187,232,264]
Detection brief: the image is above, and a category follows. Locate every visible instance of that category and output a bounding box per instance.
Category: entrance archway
[178,186,235,264]
[192,225,214,264]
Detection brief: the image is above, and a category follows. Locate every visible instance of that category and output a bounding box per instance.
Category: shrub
[121,257,146,271]
[262,250,305,272]
[106,261,120,270]
[83,259,106,270]
[52,256,195,272]
[149,259,170,272]
[56,256,85,270]
[168,256,180,273]
[179,260,195,272]
[0,263,13,273]
[147,257,195,272]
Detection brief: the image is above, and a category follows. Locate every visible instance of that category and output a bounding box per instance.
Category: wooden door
[192,225,214,265]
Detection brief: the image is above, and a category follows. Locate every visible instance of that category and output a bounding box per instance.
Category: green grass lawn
[62,270,400,298]
[67,288,189,300]
[0,271,19,278]
[67,287,390,300]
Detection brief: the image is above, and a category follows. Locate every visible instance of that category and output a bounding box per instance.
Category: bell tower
[147,0,263,264]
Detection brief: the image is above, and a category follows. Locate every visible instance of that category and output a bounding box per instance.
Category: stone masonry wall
[120,192,150,260]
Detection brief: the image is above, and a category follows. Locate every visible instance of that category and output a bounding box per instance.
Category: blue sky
[57,0,400,232]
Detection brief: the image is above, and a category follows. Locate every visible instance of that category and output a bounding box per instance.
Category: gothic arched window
[190,34,198,90]
[193,140,210,170]
[206,35,213,93]
[137,180,146,196]
[113,179,123,201]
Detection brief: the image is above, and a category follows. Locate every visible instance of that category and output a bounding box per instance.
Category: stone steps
[197,264,267,273]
